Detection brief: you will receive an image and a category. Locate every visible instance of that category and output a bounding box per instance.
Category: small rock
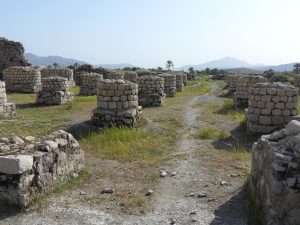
[185,191,196,197]
[220,181,226,186]
[101,188,114,194]
[145,189,154,196]
[170,171,178,177]
[10,136,24,144]
[191,218,198,223]
[79,191,86,195]
[0,145,10,152]
[160,169,167,177]
[170,218,176,225]
[24,136,35,143]
[197,192,207,198]
[72,173,79,179]
[207,197,215,202]
[190,209,197,215]
[230,173,240,177]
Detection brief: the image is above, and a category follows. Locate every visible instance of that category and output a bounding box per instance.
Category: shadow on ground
[210,187,249,225]
[67,120,102,139]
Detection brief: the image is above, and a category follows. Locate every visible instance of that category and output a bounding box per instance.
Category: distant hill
[25,53,87,67]
[94,63,135,69]
[179,57,298,73]
[224,67,264,74]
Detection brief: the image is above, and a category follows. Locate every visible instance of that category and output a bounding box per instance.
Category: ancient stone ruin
[0,37,30,80]
[79,73,103,96]
[105,71,124,80]
[137,76,165,107]
[246,82,299,134]
[124,71,138,83]
[250,120,300,225]
[182,73,188,86]
[3,66,42,93]
[37,77,73,105]
[0,130,84,209]
[157,73,176,97]
[137,69,151,77]
[0,81,16,117]
[234,75,268,107]
[175,73,184,92]
[41,68,75,86]
[226,74,240,93]
[92,79,142,127]
[73,71,86,86]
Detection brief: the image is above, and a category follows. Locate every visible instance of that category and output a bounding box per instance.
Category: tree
[166,60,174,70]
[205,68,210,75]
[47,65,52,69]
[73,63,79,69]
[188,67,195,74]
[157,67,163,72]
[263,69,275,79]
[53,62,59,69]
[293,63,300,74]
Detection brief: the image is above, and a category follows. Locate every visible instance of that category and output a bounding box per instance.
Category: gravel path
[1,85,249,225]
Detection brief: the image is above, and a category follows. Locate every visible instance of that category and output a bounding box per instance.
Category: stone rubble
[0,81,16,117]
[92,79,142,127]
[79,73,103,96]
[3,66,42,93]
[250,120,300,225]
[137,76,165,107]
[234,75,268,107]
[0,130,84,209]
[37,76,73,105]
[157,73,176,97]
[41,68,75,87]
[246,82,299,134]
[0,37,30,80]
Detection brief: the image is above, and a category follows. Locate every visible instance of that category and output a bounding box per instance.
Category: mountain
[25,53,87,67]
[179,57,252,71]
[179,57,298,73]
[94,63,135,69]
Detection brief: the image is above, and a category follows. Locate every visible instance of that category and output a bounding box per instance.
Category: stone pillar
[234,75,268,107]
[250,120,300,225]
[157,73,176,97]
[182,73,188,86]
[79,73,103,96]
[41,68,75,86]
[36,77,73,105]
[137,76,165,107]
[0,81,16,117]
[3,66,42,93]
[92,79,142,127]
[175,73,184,92]
[246,82,299,134]
[124,71,138,83]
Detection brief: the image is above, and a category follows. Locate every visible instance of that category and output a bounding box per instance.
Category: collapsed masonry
[246,82,299,134]
[3,66,42,93]
[37,77,73,105]
[0,37,30,80]
[41,68,75,86]
[79,73,103,95]
[234,75,268,107]
[0,81,16,117]
[157,73,176,97]
[92,79,142,127]
[0,130,84,209]
[250,120,300,225]
[137,76,165,107]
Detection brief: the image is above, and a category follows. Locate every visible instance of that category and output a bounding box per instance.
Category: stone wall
[0,81,16,117]
[79,73,103,96]
[157,73,176,97]
[175,73,184,92]
[182,73,188,86]
[226,74,240,92]
[92,79,142,127]
[0,130,84,209]
[37,77,73,105]
[250,120,300,225]
[0,37,30,80]
[41,68,75,86]
[137,69,151,77]
[73,71,87,86]
[234,75,268,107]
[246,82,299,134]
[124,71,138,83]
[105,71,124,80]
[3,66,42,93]
[293,75,300,91]
[137,76,165,107]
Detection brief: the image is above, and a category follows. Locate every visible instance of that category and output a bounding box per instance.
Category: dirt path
[1,84,250,225]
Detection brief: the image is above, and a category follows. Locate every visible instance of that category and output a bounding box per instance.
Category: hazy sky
[1,0,300,68]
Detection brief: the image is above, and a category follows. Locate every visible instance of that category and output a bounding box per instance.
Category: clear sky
[1,0,300,68]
